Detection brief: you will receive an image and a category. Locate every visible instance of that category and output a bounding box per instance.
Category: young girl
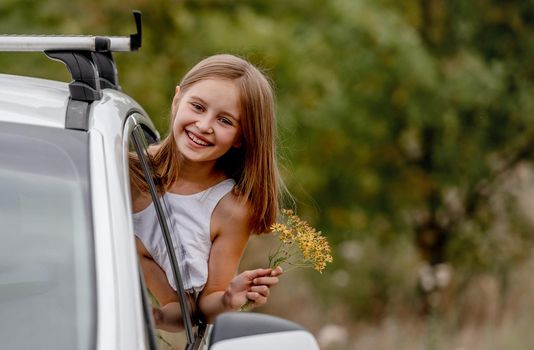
[130,54,284,330]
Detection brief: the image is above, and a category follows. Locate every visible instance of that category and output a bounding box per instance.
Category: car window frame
[126,114,206,349]
[123,115,159,350]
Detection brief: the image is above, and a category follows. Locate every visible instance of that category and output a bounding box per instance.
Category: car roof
[0,73,70,129]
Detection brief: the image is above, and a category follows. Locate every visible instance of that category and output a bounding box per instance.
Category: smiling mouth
[186,130,213,146]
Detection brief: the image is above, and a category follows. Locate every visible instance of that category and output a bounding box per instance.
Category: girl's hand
[224,266,283,310]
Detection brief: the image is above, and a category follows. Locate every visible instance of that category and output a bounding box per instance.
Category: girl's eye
[191,102,204,112]
[219,117,233,126]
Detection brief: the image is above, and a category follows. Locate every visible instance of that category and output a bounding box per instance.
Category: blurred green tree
[2,0,534,320]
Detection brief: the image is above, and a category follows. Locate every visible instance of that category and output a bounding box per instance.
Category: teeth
[187,131,210,146]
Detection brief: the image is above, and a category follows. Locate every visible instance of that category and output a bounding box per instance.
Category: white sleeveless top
[133,178,236,293]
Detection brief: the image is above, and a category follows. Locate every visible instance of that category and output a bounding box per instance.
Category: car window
[127,117,198,349]
[0,122,95,350]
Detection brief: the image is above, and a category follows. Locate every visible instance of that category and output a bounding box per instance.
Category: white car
[0,12,319,350]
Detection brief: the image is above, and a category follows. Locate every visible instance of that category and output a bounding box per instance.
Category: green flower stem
[239,300,253,312]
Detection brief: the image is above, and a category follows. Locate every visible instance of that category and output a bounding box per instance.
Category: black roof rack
[0,10,142,131]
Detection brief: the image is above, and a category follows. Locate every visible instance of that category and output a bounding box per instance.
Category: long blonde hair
[148,54,281,234]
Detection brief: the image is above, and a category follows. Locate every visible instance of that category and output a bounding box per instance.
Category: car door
[126,113,206,350]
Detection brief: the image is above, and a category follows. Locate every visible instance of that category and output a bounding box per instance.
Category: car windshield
[0,122,95,349]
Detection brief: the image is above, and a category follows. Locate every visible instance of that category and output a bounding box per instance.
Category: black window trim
[130,124,196,346]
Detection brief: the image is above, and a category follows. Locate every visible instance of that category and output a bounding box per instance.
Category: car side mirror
[208,312,319,349]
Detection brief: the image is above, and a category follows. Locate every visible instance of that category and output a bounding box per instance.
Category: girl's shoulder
[211,189,253,239]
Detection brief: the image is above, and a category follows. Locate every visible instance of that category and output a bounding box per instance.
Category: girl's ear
[171,86,181,117]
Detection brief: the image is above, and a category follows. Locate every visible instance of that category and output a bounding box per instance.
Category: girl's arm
[136,237,194,332]
[198,194,282,323]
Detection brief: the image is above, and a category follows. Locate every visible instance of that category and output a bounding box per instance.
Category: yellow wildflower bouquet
[240,209,333,311]
[268,209,333,273]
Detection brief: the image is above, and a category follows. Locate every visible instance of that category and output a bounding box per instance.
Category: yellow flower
[268,209,333,274]
[241,210,333,312]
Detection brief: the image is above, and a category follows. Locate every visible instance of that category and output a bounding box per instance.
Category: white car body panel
[0,74,68,128]
[89,91,151,350]
[89,130,120,350]
[210,330,320,350]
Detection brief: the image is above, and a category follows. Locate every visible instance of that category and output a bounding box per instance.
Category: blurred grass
[242,239,534,349]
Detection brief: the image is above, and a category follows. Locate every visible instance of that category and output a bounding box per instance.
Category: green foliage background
[3,0,534,345]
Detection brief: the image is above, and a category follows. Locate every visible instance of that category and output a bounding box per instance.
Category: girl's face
[172,79,242,166]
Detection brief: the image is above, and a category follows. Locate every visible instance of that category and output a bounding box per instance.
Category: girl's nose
[196,117,214,134]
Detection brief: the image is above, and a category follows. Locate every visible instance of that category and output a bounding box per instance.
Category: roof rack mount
[0,11,142,131]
